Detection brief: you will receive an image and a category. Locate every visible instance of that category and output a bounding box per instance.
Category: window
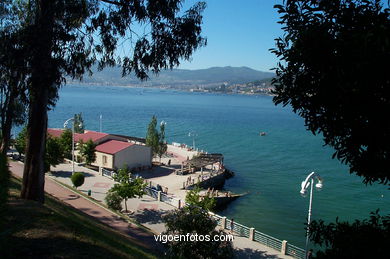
[103,155,107,165]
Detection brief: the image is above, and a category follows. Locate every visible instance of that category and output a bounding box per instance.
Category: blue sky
[178,0,283,72]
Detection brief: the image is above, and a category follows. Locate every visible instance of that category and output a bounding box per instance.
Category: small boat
[260,132,266,136]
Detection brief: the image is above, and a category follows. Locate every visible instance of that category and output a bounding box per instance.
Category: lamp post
[188,131,197,150]
[300,172,323,259]
[99,114,102,132]
[64,117,82,175]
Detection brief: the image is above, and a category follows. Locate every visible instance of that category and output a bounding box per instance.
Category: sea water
[48,85,390,247]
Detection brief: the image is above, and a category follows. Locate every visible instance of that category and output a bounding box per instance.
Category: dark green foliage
[162,205,234,258]
[105,190,123,211]
[185,185,216,211]
[145,115,159,156]
[70,172,85,189]
[0,0,28,154]
[0,153,10,216]
[309,210,390,259]
[79,139,96,165]
[14,126,26,156]
[60,129,72,159]
[272,0,390,185]
[73,113,84,133]
[5,0,205,202]
[145,116,167,159]
[111,166,146,212]
[44,136,64,172]
[157,121,167,161]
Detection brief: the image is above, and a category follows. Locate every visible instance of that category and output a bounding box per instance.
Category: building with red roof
[92,140,152,170]
[47,128,152,170]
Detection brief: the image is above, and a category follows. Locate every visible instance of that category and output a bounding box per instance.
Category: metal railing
[145,187,158,199]
[209,213,223,226]
[123,174,305,259]
[102,168,115,179]
[254,230,283,252]
[286,243,306,259]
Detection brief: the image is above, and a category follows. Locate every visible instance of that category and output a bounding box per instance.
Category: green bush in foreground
[105,190,123,211]
[71,172,85,189]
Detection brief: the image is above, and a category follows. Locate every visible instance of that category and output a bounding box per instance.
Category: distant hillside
[75,66,274,87]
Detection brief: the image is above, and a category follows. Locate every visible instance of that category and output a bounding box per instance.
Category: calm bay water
[48,85,390,247]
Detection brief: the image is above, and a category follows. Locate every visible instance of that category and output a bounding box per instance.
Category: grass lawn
[0,177,158,258]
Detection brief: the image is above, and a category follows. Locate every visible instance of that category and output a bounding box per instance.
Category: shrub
[105,190,123,211]
[71,172,85,189]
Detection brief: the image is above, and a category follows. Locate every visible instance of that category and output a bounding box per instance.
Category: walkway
[9,161,163,254]
[10,160,294,258]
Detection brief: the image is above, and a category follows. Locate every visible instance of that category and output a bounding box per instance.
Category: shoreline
[65,83,276,97]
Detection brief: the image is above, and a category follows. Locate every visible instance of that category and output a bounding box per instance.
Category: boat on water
[200,190,248,210]
[260,132,266,136]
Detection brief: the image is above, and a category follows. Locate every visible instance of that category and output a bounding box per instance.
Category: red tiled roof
[74,130,108,143]
[47,128,63,138]
[47,129,108,143]
[95,140,134,155]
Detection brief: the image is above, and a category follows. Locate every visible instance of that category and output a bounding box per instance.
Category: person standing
[230,218,234,234]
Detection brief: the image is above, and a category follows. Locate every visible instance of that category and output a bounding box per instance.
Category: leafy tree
[0,0,28,155]
[79,139,96,165]
[185,185,216,211]
[162,205,234,258]
[14,126,26,156]
[71,172,85,189]
[60,128,73,159]
[156,121,168,162]
[105,190,123,211]
[73,113,85,133]
[44,136,64,172]
[309,210,390,259]
[145,115,159,156]
[146,116,167,160]
[111,166,146,212]
[272,0,390,185]
[10,0,206,203]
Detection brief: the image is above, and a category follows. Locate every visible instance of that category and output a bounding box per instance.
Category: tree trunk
[0,112,13,156]
[124,198,128,212]
[21,87,49,203]
[21,0,54,203]
[0,80,18,156]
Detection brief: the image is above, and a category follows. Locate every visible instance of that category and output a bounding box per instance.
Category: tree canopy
[79,139,96,165]
[111,166,146,212]
[272,0,390,185]
[309,210,390,259]
[73,113,85,134]
[146,115,167,159]
[185,185,216,211]
[162,205,234,258]
[2,0,206,202]
[44,136,64,172]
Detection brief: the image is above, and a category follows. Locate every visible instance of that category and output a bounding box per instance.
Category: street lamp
[300,172,323,259]
[188,131,197,150]
[64,117,82,175]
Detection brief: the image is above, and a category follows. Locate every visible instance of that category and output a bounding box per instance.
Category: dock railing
[101,168,305,259]
[207,212,305,259]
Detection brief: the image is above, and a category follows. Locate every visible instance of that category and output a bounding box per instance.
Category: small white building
[47,128,152,171]
[93,140,152,170]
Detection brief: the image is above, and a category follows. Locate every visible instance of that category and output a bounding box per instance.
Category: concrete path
[11,160,295,259]
[9,161,164,254]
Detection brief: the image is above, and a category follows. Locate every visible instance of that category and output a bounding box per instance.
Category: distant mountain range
[74,66,274,87]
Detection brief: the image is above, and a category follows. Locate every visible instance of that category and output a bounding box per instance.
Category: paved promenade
[9,161,163,254]
[10,160,294,259]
